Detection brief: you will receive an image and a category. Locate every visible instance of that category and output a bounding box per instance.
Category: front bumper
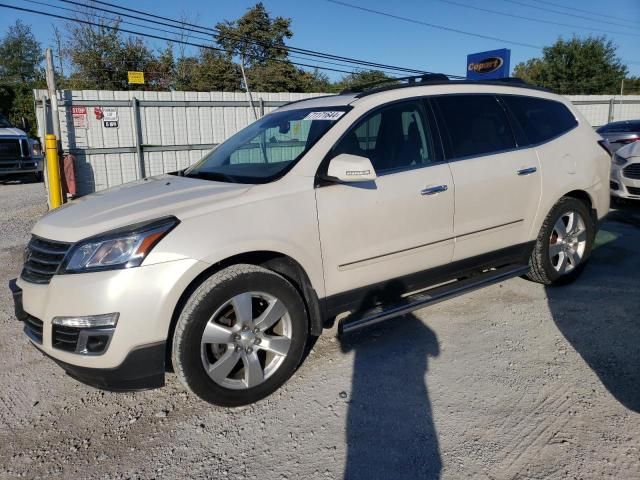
[11,278,166,390]
[0,158,42,175]
[11,257,208,390]
[611,161,640,199]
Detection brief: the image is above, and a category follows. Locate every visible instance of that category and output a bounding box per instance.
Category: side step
[338,264,530,335]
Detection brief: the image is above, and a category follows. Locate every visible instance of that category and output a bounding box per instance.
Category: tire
[172,264,309,406]
[526,197,595,285]
[34,171,43,182]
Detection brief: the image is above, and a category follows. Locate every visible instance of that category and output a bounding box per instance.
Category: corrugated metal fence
[34,90,325,195]
[34,89,640,196]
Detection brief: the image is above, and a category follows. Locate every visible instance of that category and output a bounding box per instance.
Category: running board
[338,264,530,335]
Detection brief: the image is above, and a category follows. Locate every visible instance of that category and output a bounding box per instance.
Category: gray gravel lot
[1,180,639,479]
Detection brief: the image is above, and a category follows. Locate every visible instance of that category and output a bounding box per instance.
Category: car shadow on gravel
[339,313,441,480]
[546,215,640,412]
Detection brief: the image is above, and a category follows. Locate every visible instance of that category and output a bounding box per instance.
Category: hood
[33,175,252,242]
[617,141,640,159]
[0,127,27,137]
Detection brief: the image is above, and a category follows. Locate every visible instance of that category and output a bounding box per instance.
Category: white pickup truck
[0,113,43,181]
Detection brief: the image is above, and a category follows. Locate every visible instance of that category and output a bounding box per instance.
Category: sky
[1,0,639,81]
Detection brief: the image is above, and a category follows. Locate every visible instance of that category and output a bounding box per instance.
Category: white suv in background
[11,76,610,406]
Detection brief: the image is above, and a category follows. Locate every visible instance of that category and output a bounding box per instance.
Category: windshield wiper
[185,171,237,183]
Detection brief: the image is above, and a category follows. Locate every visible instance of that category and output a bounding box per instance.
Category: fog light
[52,313,119,328]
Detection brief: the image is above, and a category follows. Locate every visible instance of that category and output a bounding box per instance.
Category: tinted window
[332,100,436,173]
[502,95,578,145]
[433,95,516,159]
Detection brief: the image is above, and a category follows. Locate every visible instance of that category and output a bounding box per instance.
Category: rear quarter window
[501,95,578,145]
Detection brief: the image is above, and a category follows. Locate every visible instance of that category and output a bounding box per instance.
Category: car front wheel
[172,264,309,406]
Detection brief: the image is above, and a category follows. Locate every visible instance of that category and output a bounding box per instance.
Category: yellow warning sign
[127,71,145,84]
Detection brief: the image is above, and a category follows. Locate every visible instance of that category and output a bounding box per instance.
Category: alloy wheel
[200,291,292,390]
[548,210,588,274]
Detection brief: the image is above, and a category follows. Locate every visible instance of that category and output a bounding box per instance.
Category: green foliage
[0,20,43,136]
[0,83,42,136]
[216,2,292,67]
[514,36,628,94]
[65,17,154,90]
[332,70,396,92]
[0,19,43,83]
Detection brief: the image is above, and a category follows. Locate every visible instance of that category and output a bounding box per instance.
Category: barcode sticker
[303,111,345,121]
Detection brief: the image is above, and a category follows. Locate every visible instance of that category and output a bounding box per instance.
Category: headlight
[63,217,179,273]
[613,153,627,166]
[31,140,42,157]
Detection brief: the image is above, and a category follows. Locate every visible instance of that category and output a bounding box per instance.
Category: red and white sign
[71,106,88,128]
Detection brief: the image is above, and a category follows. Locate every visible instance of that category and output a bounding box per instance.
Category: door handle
[421,185,448,195]
[517,167,537,176]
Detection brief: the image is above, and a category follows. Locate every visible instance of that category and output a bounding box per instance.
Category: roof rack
[341,73,452,94]
[342,74,546,98]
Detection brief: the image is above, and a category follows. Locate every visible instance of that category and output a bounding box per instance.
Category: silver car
[596,119,640,153]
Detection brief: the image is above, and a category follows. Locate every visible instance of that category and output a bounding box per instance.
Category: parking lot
[1,180,639,479]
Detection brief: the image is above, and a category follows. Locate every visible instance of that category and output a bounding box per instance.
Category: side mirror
[326,153,377,183]
[21,116,31,133]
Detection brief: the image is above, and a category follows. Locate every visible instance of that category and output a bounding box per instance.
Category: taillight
[597,139,612,155]
[619,137,640,145]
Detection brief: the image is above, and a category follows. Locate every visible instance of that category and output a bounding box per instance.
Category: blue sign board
[466,49,511,80]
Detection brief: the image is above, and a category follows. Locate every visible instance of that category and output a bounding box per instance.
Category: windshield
[183,106,349,183]
[0,114,13,128]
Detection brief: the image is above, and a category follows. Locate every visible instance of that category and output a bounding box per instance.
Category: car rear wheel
[526,197,595,285]
[172,264,309,406]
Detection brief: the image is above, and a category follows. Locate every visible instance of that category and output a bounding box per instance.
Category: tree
[65,15,153,90]
[0,20,43,83]
[333,70,396,92]
[514,36,628,94]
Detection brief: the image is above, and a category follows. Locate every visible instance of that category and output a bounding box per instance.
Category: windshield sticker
[303,111,345,121]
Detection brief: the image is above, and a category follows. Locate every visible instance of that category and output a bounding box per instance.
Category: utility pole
[239,55,259,121]
[45,48,62,145]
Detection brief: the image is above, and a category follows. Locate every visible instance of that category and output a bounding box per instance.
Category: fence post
[608,97,615,123]
[259,98,265,118]
[131,96,146,179]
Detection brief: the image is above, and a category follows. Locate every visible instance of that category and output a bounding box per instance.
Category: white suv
[11,78,610,406]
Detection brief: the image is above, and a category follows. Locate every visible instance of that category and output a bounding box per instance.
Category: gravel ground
[1,180,639,479]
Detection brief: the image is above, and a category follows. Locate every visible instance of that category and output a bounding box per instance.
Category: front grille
[0,138,21,160]
[21,236,72,284]
[627,186,640,196]
[23,315,43,344]
[623,163,640,180]
[52,325,79,352]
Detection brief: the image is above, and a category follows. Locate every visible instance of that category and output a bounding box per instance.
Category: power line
[437,0,640,38]
[325,0,640,68]
[0,2,357,75]
[324,0,543,49]
[55,0,434,76]
[24,0,402,76]
[533,0,639,26]
[498,0,639,31]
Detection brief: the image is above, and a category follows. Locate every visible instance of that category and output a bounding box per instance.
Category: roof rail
[345,75,546,98]
[341,73,452,94]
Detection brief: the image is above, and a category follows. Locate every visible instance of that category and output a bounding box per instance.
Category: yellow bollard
[45,134,63,209]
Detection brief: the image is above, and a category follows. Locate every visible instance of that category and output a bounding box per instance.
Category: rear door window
[501,95,578,145]
[432,95,516,159]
